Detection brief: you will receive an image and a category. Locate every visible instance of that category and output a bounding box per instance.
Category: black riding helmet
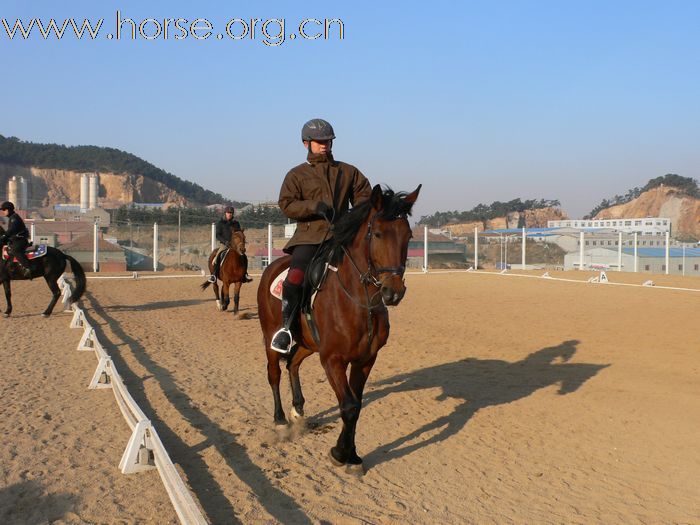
[0,201,15,212]
[301,119,336,142]
[224,206,235,214]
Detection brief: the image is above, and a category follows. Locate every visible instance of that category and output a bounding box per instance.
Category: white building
[564,246,700,275]
[548,217,671,236]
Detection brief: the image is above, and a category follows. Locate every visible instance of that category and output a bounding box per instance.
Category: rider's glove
[315,202,334,221]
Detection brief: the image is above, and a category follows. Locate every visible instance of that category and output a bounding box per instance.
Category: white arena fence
[405,268,700,293]
[57,275,208,525]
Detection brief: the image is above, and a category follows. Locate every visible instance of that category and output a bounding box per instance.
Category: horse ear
[371,184,383,211]
[403,184,422,205]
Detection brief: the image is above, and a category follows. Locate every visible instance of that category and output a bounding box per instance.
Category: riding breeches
[286,244,318,286]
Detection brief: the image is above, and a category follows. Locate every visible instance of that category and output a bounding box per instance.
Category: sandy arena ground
[1,269,699,524]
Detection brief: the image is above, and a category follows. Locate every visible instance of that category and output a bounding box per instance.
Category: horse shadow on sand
[0,480,77,525]
[315,339,608,469]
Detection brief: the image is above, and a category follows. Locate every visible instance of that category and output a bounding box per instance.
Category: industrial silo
[7,176,19,205]
[80,173,90,210]
[18,176,28,210]
[89,173,99,209]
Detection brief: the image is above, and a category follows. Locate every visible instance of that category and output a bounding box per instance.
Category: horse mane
[322,187,414,267]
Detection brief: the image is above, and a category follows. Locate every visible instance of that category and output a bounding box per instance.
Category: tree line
[418,198,561,227]
[584,174,699,219]
[0,134,235,206]
[112,204,287,228]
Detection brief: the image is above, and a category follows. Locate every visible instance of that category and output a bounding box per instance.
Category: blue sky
[2,0,699,220]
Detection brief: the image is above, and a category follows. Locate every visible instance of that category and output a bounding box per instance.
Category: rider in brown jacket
[271,119,372,353]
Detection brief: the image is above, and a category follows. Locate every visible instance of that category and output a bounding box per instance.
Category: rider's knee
[286,267,305,286]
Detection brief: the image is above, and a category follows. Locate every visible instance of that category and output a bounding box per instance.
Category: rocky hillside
[0,164,184,208]
[594,186,700,240]
[440,206,567,237]
[0,134,234,207]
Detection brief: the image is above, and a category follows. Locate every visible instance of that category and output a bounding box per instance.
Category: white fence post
[618,231,622,271]
[634,232,638,272]
[579,231,585,270]
[211,223,216,252]
[521,227,526,268]
[119,420,156,474]
[474,227,478,270]
[93,222,99,273]
[665,231,670,275]
[423,225,428,273]
[153,222,159,272]
[30,223,36,243]
[267,223,273,267]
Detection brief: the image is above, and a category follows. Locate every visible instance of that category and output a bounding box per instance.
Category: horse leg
[2,279,11,317]
[322,354,364,467]
[343,356,377,467]
[288,346,314,420]
[212,280,222,310]
[221,281,231,311]
[266,351,287,426]
[232,281,241,315]
[42,275,62,317]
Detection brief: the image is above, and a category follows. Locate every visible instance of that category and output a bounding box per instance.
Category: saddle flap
[269,268,288,300]
[28,244,47,259]
[2,244,47,261]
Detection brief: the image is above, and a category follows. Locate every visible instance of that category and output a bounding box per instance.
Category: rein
[332,213,407,350]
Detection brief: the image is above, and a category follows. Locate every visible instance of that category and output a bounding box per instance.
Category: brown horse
[201,229,248,314]
[257,184,421,471]
[0,225,86,317]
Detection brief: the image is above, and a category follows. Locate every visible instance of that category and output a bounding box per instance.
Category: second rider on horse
[0,201,32,278]
[209,205,253,283]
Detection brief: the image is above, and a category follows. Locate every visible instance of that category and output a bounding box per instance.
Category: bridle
[337,213,408,307]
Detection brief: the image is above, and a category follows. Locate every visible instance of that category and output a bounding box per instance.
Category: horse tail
[65,255,86,303]
[201,280,212,291]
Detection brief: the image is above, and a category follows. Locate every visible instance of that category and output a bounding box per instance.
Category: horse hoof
[41,313,50,318]
[2,313,9,318]
[329,447,346,467]
[274,422,291,440]
[216,300,222,311]
[290,407,304,421]
[345,462,366,476]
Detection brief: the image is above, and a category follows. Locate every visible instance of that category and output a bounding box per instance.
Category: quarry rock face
[0,163,184,207]
[594,186,700,239]
[441,207,568,236]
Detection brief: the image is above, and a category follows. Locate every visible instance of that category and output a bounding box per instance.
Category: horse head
[362,184,421,306]
[230,229,246,255]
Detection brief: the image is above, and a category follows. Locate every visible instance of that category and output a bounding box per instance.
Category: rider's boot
[241,254,253,283]
[14,250,32,279]
[270,281,302,354]
[209,253,221,283]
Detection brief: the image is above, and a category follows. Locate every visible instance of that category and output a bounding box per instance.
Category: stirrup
[207,275,216,283]
[270,328,293,354]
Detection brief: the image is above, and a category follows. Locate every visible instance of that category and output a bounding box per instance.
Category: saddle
[1,244,47,262]
[268,243,338,346]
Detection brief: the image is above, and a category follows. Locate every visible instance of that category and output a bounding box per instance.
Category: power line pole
[178,206,182,267]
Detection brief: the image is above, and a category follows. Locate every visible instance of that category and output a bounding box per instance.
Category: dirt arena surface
[2,269,699,524]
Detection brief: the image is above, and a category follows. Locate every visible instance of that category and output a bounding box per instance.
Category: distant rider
[0,201,32,278]
[209,205,252,283]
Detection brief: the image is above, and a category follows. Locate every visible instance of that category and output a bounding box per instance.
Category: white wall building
[548,217,671,236]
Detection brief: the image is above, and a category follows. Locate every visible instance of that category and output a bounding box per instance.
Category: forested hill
[0,134,239,206]
[418,198,561,227]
